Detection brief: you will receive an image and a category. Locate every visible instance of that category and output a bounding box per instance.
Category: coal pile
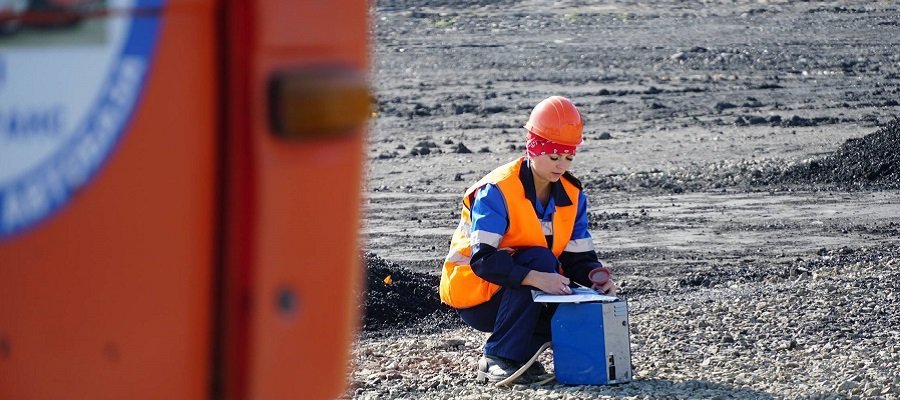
[584,120,900,194]
[361,252,460,333]
[766,119,900,189]
[676,245,900,292]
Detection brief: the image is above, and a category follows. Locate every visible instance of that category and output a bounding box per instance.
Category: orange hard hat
[523,96,583,146]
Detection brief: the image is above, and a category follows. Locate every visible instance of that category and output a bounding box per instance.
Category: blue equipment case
[551,300,632,385]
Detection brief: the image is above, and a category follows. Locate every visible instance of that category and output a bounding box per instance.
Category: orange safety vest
[439,157,581,309]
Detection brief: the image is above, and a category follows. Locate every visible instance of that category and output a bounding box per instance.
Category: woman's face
[530,153,574,183]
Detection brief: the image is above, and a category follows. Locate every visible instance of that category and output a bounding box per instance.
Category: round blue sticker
[0,0,161,238]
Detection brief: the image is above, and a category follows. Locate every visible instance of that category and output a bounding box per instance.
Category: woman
[439,96,617,383]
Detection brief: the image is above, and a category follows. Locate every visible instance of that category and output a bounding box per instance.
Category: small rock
[454,143,473,154]
[839,380,858,392]
[716,102,738,112]
[747,116,767,125]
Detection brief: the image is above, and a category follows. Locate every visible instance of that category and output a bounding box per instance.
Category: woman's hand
[522,270,572,295]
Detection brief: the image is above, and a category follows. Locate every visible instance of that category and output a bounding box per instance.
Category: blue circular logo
[0,0,161,239]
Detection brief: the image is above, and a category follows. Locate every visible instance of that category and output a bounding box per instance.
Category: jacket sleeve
[559,190,604,287]
[468,184,533,288]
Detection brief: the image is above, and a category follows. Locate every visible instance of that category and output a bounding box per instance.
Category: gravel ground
[349,246,900,399]
[350,118,900,400]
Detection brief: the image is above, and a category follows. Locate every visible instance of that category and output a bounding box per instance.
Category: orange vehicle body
[0,0,369,398]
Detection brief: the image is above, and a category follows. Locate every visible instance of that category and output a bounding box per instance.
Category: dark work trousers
[458,247,559,363]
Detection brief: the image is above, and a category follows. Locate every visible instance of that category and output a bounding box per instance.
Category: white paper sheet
[531,287,620,303]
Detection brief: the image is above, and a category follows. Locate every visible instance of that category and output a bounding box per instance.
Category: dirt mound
[677,245,900,292]
[377,0,515,9]
[584,120,900,193]
[361,252,460,333]
[769,119,900,189]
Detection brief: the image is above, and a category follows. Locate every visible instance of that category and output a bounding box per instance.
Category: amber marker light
[268,67,371,139]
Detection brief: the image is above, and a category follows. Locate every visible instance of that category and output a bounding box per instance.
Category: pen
[572,280,606,294]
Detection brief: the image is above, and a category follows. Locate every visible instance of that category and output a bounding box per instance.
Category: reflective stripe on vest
[564,237,595,252]
[439,157,581,308]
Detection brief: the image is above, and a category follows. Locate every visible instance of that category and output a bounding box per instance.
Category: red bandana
[525,131,577,157]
